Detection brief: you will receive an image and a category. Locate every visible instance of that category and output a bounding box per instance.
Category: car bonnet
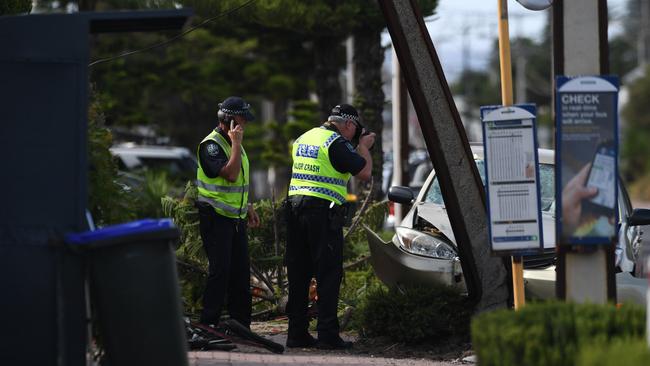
[415,203,557,249]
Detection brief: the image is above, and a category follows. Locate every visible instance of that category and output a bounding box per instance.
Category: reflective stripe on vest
[288,127,351,205]
[196,180,250,193]
[290,173,346,187]
[289,185,346,204]
[197,196,249,216]
[196,130,249,219]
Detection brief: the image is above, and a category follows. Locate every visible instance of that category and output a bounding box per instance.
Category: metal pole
[497,0,526,309]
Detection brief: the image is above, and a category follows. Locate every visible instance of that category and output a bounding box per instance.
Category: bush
[471,301,646,366]
[162,182,390,317]
[132,170,171,218]
[0,0,31,15]
[577,339,650,366]
[339,268,385,330]
[88,89,136,226]
[343,200,388,261]
[358,283,472,344]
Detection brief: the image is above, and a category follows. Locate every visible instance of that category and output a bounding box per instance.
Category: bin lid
[65,218,176,245]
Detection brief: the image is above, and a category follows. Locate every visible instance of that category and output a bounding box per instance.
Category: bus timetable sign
[481,104,544,255]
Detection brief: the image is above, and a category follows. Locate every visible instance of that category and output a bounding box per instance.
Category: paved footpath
[188,351,464,366]
[187,323,474,366]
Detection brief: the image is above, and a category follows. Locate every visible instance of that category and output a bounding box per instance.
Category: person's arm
[353,132,376,181]
[219,122,244,182]
[329,133,375,181]
[199,141,228,178]
[354,144,373,181]
[247,202,260,228]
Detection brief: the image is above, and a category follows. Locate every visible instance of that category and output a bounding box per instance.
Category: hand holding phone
[228,119,243,145]
[584,140,616,212]
[359,130,376,150]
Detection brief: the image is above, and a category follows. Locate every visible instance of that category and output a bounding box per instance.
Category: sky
[382,0,629,83]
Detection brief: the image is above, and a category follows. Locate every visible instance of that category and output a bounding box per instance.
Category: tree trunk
[353,28,385,199]
[271,98,291,196]
[313,36,344,121]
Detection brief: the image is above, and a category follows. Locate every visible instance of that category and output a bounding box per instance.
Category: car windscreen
[423,160,555,212]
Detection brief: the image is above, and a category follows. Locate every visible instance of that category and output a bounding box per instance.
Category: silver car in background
[367,145,650,305]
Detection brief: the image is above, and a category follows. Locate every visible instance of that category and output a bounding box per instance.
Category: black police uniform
[285,123,365,346]
[197,127,252,328]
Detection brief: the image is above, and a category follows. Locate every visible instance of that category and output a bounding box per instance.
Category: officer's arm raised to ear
[219,120,244,182]
[328,131,375,181]
[354,133,375,181]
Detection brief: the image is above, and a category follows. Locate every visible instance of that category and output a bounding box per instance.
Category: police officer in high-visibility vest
[196,96,260,329]
[285,104,375,349]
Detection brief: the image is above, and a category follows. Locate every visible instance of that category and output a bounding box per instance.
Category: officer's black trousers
[198,205,251,328]
[286,197,343,341]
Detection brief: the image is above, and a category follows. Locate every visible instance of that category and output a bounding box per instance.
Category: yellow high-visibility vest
[289,127,351,205]
[196,130,249,218]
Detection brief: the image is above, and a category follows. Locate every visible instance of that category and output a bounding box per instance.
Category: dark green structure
[0,9,190,365]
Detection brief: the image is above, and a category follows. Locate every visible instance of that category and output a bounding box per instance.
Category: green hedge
[358,284,472,344]
[471,302,646,366]
[577,339,650,366]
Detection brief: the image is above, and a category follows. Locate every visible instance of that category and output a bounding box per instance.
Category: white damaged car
[366,145,650,305]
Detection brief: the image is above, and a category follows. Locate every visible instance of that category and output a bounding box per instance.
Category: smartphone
[584,140,616,213]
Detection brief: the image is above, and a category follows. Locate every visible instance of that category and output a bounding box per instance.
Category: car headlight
[395,226,457,259]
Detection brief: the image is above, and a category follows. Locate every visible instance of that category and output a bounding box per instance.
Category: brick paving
[188,351,464,366]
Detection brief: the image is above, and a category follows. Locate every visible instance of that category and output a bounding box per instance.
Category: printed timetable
[481,105,544,254]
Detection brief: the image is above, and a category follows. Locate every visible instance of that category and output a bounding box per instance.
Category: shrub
[132,170,171,218]
[163,182,390,317]
[577,339,650,366]
[339,268,385,330]
[358,283,472,344]
[0,0,31,15]
[471,301,646,366]
[87,90,136,226]
[343,200,388,261]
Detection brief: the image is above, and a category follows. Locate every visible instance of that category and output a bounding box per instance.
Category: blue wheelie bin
[66,219,188,366]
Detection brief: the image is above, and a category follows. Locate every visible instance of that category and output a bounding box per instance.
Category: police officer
[285,104,375,349]
[196,96,260,329]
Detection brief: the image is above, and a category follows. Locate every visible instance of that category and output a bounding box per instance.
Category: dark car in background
[367,145,650,305]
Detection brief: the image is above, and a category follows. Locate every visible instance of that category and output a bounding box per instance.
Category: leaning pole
[379,0,509,311]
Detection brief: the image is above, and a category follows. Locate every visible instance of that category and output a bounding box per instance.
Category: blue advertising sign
[481,104,544,255]
[556,75,619,245]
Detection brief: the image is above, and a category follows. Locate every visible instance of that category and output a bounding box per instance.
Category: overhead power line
[88,0,256,67]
